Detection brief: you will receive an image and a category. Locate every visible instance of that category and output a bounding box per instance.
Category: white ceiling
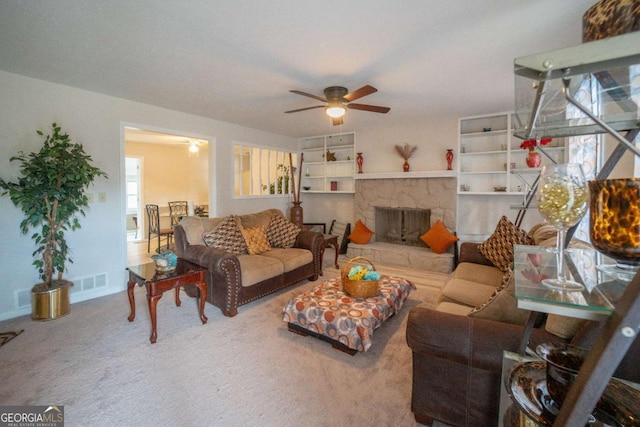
[0,0,596,138]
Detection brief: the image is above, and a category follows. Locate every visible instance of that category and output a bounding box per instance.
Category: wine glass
[536,163,589,290]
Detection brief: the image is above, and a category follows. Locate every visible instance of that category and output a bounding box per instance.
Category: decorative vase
[589,178,640,268]
[403,160,410,172]
[151,249,178,273]
[290,201,303,228]
[356,152,364,174]
[446,149,454,170]
[31,280,72,321]
[526,148,542,168]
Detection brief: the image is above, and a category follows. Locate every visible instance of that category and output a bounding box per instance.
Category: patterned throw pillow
[241,226,272,255]
[478,216,534,272]
[266,214,301,248]
[202,216,247,254]
[468,271,530,325]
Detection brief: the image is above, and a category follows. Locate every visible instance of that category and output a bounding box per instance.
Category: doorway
[125,157,143,242]
[123,125,212,265]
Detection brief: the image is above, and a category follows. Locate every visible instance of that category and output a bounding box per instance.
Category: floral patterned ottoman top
[282,276,416,352]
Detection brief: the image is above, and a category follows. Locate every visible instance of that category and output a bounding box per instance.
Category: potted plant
[0,123,107,320]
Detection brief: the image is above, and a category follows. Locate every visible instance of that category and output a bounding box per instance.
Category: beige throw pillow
[478,216,534,272]
[545,314,586,339]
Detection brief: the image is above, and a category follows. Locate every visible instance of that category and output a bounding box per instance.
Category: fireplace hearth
[375,207,430,247]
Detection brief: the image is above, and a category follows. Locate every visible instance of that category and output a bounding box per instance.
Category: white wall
[125,141,209,208]
[0,71,297,320]
[356,118,460,173]
[299,118,460,230]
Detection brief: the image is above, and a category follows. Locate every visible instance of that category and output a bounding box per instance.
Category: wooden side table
[127,259,208,343]
[322,234,340,273]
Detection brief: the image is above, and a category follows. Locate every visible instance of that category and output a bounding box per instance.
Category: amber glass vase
[589,178,640,269]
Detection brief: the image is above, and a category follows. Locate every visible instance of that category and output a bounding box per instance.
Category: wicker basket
[341,256,379,298]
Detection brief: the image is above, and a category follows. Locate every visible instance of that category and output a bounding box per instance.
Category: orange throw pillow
[348,220,374,244]
[420,220,459,254]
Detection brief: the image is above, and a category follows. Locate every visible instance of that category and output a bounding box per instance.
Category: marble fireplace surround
[353,174,457,240]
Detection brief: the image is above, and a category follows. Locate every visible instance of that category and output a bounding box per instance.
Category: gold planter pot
[31,280,72,321]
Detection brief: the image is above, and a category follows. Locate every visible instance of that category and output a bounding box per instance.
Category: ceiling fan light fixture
[325,102,346,118]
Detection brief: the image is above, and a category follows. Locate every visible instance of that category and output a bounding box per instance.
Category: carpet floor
[0,256,449,427]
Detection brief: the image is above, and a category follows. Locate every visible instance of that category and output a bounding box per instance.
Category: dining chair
[146,204,174,253]
[329,220,351,254]
[168,201,189,226]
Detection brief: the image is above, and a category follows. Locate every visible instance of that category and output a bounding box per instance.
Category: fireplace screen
[374,207,431,247]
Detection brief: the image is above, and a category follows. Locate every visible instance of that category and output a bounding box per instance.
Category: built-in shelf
[300,131,356,193]
[354,170,456,179]
[460,191,524,196]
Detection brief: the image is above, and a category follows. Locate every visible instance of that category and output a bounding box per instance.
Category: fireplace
[374,207,430,247]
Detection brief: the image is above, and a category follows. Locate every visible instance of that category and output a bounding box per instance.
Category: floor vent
[71,273,109,293]
[15,289,31,309]
[78,273,108,291]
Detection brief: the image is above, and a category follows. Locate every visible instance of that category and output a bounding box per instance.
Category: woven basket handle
[346,256,376,272]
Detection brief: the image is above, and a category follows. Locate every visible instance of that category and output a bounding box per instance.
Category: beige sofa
[173,209,324,317]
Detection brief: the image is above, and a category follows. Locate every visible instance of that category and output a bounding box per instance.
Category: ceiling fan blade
[343,85,377,102]
[285,105,325,114]
[290,90,327,103]
[347,103,390,114]
[332,116,344,126]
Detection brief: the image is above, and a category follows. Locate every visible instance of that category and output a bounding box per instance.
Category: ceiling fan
[285,85,390,125]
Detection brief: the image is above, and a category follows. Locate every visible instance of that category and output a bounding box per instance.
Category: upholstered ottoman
[282,276,416,354]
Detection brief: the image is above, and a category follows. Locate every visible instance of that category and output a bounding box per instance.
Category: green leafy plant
[0,123,108,288]
[262,164,294,195]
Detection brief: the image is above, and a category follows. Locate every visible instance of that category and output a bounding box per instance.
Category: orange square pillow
[241,226,272,255]
[348,220,374,244]
[420,220,459,254]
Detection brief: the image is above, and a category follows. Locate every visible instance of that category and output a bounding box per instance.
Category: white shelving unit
[299,132,355,193]
[456,112,566,241]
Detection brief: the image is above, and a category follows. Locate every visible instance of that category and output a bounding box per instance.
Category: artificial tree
[0,123,107,319]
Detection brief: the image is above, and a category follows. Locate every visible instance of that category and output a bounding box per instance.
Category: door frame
[120,122,216,264]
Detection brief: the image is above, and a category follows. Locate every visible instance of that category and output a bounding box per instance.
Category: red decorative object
[446,149,454,170]
[403,160,410,172]
[520,137,552,150]
[526,148,542,168]
[356,152,364,174]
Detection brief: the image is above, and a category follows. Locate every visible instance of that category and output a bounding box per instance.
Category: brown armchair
[407,308,640,426]
[406,242,640,426]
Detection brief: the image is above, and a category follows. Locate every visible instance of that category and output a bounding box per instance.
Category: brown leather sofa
[174,209,323,317]
[406,241,640,426]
